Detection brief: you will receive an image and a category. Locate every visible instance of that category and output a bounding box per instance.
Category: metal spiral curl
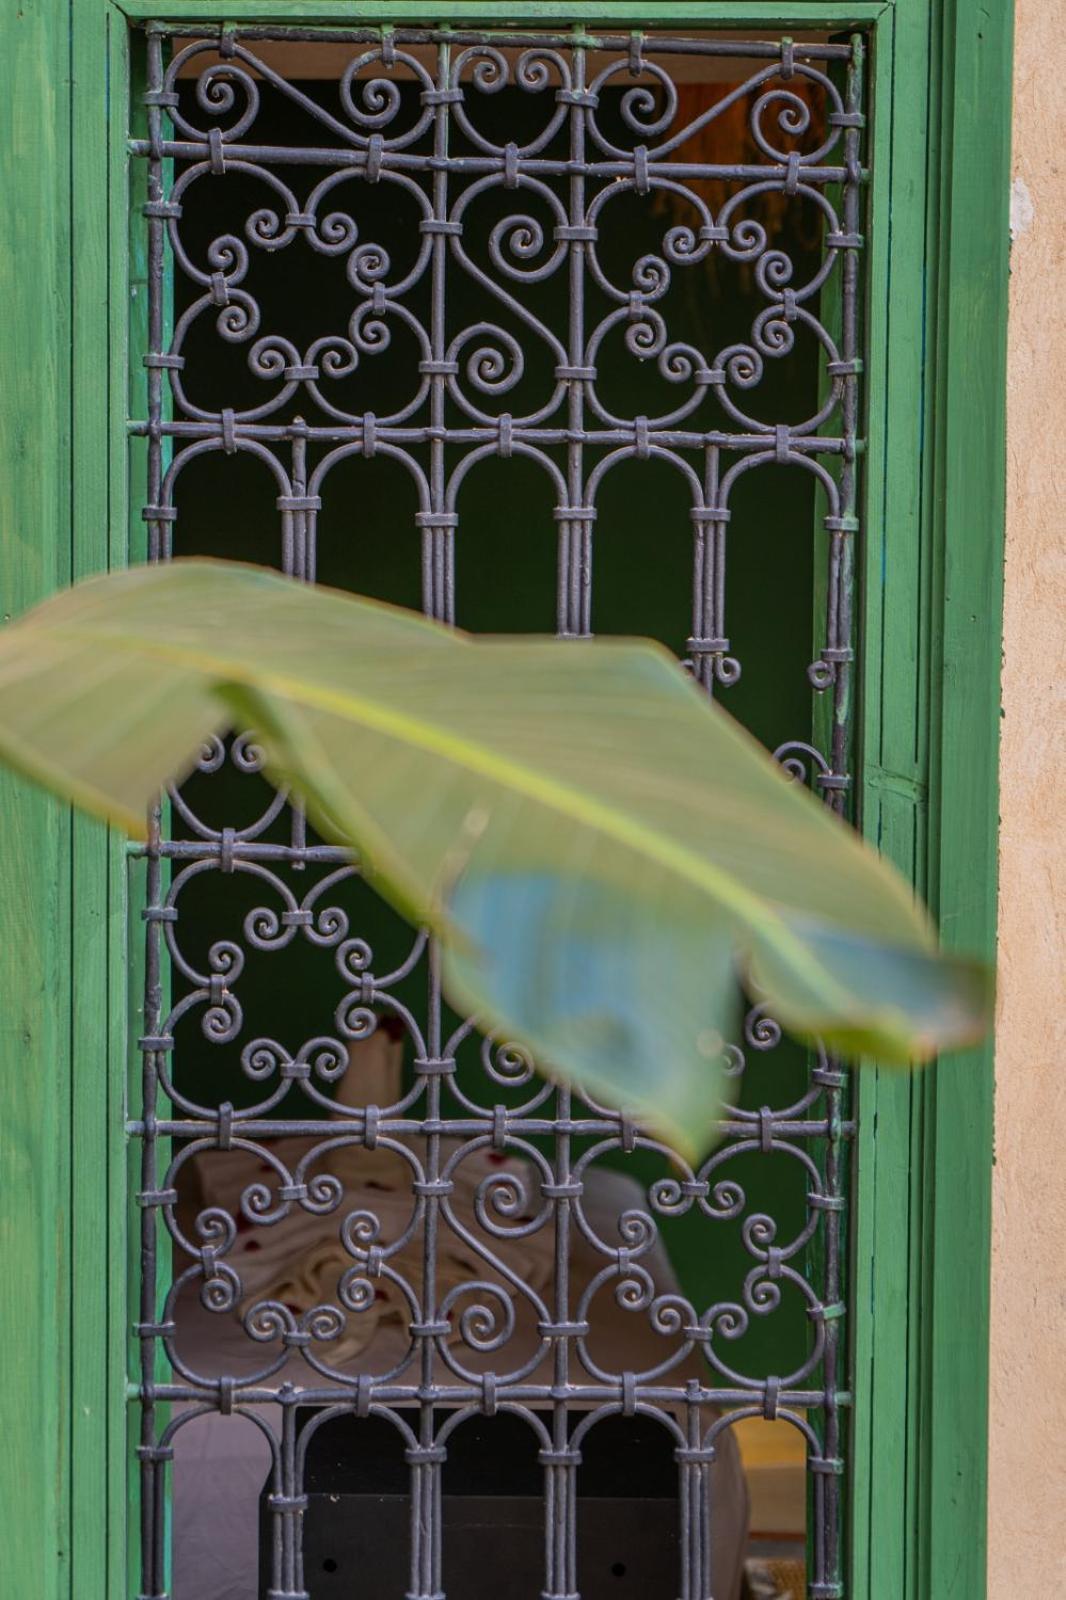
[133,26,863,1595]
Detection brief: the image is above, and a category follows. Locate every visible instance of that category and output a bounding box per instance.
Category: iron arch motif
[131,22,863,1600]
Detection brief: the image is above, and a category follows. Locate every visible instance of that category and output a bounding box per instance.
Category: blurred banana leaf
[0,559,987,1156]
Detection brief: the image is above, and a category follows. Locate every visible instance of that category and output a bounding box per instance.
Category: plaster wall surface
[988,3,1066,1588]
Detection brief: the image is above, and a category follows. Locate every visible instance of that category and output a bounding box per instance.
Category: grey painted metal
[131,23,863,1600]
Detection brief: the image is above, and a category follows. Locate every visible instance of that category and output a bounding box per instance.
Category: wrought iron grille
[131,22,864,1600]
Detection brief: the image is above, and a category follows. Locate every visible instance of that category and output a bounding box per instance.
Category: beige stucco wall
[988,3,1066,1590]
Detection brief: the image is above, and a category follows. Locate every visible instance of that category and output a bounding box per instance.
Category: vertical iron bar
[815,39,865,1600]
[289,422,308,858]
[138,27,167,1600]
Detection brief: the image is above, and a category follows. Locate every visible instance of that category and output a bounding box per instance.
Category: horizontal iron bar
[126,839,354,862]
[126,421,863,455]
[134,21,858,56]
[129,1379,853,1408]
[127,1115,856,1139]
[127,139,861,188]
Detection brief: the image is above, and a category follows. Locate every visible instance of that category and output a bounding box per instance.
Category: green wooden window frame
[0,2,1010,1596]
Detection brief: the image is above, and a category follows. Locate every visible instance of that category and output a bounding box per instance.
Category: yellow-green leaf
[0,559,988,1156]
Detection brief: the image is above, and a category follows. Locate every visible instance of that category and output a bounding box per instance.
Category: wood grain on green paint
[0,5,72,1600]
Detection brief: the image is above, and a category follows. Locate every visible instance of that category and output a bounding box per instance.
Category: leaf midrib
[22,616,862,1014]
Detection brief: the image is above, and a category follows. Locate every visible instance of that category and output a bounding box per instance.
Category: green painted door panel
[0,4,1010,1598]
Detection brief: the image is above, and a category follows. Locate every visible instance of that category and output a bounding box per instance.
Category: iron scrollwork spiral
[132,24,864,1600]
